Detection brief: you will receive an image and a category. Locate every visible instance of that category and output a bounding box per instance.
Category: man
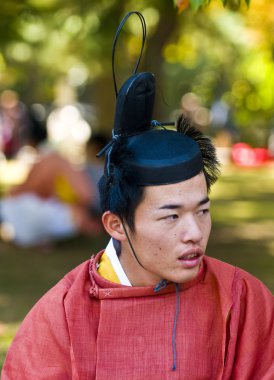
[2,13,274,380]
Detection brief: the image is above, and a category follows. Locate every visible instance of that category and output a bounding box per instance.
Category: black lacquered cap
[114,72,155,136]
[99,11,204,185]
[125,129,203,186]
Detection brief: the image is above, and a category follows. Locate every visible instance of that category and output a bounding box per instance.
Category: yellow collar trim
[98,251,120,284]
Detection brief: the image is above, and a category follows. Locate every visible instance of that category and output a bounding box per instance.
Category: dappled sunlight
[214,200,267,220]
[211,221,274,244]
[211,165,274,200]
[211,182,241,200]
[0,160,29,189]
[236,221,274,241]
[207,164,274,286]
[0,322,19,338]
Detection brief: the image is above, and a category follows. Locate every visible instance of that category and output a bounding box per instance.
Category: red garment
[2,252,274,379]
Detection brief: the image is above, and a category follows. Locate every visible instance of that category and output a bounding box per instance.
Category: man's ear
[102,211,127,241]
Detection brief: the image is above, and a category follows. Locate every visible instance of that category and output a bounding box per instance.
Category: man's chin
[170,265,201,285]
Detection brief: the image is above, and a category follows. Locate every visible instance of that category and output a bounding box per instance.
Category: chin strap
[121,220,147,270]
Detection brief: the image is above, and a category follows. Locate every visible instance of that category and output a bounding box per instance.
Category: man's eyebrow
[158,204,182,210]
[158,196,210,210]
[199,196,210,206]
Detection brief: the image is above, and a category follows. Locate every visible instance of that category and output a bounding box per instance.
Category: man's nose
[179,214,203,243]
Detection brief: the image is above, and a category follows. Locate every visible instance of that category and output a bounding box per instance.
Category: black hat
[124,129,203,186]
[98,11,203,186]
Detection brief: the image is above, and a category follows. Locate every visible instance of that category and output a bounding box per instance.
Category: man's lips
[178,247,204,260]
[177,248,204,268]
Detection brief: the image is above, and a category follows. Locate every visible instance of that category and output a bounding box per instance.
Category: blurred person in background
[0,90,30,159]
[84,132,109,216]
[0,108,107,247]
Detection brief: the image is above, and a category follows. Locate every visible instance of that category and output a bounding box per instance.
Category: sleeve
[1,280,73,380]
[224,269,274,380]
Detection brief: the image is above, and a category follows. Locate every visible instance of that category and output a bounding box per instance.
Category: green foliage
[174,0,251,11]
[0,0,272,145]
[189,0,207,12]
[220,0,250,8]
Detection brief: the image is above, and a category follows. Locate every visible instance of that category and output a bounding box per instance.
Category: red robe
[2,252,274,379]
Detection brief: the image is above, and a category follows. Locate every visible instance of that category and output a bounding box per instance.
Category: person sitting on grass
[0,112,106,247]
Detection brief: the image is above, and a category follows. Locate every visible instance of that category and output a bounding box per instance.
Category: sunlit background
[0,0,274,144]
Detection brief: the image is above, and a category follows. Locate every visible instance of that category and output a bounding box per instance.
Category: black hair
[99,113,221,232]
[98,136,145,232]
[176,114,221,190]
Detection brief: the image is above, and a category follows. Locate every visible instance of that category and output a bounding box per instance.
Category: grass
[208,164,274,290]
[0,163,274,370]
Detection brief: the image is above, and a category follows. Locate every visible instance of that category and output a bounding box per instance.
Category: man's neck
[119,243,161,287]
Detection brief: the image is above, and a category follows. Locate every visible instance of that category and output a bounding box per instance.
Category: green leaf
[189,0,205,11]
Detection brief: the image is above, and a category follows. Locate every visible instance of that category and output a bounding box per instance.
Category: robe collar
[89,250,206,300]
[99,239,131,286]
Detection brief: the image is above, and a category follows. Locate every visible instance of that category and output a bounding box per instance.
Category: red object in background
[231,143,270,167]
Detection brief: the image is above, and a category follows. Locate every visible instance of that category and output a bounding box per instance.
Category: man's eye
[198,209,209,216]
[165,214,178,220]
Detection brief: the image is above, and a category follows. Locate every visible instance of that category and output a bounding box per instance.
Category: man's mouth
[177,248,204,268]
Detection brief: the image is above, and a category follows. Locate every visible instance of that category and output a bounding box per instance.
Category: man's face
[121,172,211,286]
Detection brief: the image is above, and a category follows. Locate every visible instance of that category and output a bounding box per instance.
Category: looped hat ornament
[97,11,204,186]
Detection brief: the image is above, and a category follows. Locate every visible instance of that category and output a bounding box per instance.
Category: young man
[2,13,274,380]
[2,76,274,380]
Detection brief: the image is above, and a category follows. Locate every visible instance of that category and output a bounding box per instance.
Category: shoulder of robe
[28,258,94,314]
[204,256,273,301]
[233,265,274,301]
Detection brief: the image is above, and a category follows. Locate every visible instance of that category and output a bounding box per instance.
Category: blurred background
[0,0,273,369]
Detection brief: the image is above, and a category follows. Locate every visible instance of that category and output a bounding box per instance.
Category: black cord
[112,11,147,98]
[121,220,146,270]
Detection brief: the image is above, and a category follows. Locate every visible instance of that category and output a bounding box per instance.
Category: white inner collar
[105,239,132,286]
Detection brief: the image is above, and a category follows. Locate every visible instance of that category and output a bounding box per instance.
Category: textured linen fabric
[1,252,274,380]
